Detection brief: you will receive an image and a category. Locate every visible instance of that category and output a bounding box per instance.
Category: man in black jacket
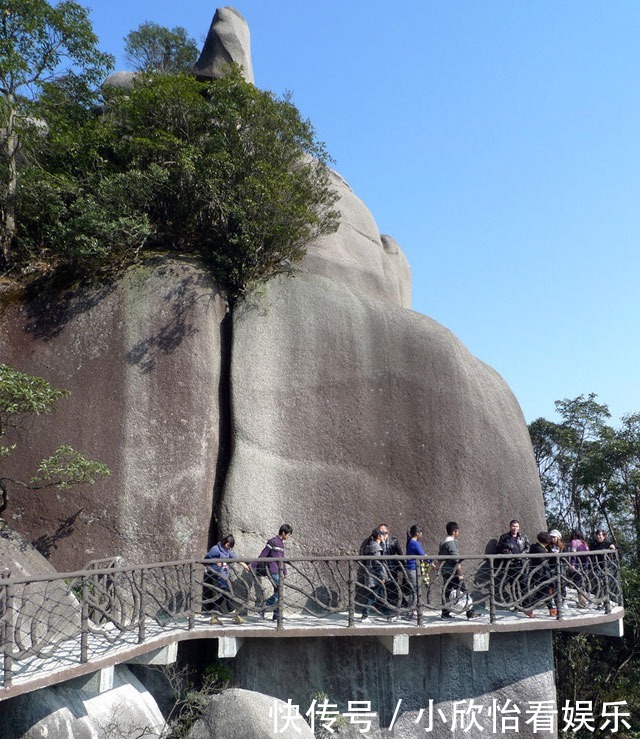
[379,523,403,612]
[496,519,530,609]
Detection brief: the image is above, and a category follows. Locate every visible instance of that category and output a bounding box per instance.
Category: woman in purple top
[569,528,589,607]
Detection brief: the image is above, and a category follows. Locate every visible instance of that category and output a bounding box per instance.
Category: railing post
[138,569,146,643]
[188,561,195,630]
[555,554,562,619]
[603,554,611,614]
[488,556,497,622]
[3,582,14,688]
[275,560,284,629]
[80,577,89,663]
[347,559,355,627]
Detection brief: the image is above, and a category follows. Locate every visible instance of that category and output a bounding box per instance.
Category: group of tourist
[495,519,617,618]
[202,519,617,624]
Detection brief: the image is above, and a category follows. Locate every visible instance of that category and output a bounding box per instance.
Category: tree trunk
[0,95,18,264]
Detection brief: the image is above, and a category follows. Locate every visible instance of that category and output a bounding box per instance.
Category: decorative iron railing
[0,550,622,689]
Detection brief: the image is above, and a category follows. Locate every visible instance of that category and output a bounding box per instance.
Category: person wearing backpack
[254,524,293,621]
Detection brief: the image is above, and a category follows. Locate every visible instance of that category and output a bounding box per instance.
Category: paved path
[1,600,623,701]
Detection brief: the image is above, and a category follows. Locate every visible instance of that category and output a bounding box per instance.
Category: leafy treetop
[0,0,113,263]
[15,67,340,299]
[124,21,199,74]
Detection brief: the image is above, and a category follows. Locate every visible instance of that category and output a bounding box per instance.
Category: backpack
[256,543,270,577]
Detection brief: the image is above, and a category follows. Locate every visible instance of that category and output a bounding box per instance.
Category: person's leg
[265,573,280,620]
[441,572,455,618]
[405,568,418,612]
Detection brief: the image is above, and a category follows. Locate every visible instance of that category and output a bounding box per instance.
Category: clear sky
[88,1,640,426]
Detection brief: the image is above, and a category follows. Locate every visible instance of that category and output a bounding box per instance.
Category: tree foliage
[530,393,640,555]
[14,67,340,298]
[530,395,640,738]
[0,363,110,512]
[0,0,113,264]
[124,21,199,74]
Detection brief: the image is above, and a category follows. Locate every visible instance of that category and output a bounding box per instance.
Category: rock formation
[193,7,254,84]
[187,688,314,739]
[0,664,164,738]
[0,260,227,569]
[221,271,544,558]
[0,6,557,737]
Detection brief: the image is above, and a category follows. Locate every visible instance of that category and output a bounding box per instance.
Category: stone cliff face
[222,271,544,557]
[0,170,542,568]
[0,260,226,569]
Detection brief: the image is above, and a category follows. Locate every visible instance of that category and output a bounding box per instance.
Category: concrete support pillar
[376,634,409,655]
[452,632,490,652]
[218,637,245,658]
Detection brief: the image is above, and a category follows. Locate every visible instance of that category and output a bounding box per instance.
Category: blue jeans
[362,582,386,618]
[266,573,280,618]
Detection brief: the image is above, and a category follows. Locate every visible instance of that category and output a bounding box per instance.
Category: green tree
[124,21,199,74]
[529,393,613,534]
[0,0,113,265]
[16,68,340,297]
[530,396,640,738]
[0,363,110,513]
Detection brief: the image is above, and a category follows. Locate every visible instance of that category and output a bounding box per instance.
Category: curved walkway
[0,550,624,701]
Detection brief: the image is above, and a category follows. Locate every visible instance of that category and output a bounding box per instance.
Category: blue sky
[88,1,640,426]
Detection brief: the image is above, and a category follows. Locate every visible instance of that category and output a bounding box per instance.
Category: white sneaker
[361,616,371,623]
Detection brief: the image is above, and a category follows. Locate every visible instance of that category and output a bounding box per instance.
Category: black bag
[256,561,268,577]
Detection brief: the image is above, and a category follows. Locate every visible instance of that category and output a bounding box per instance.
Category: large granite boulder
[0,259,226,570]
[300,168,411,308]
[0,665,165,739]
[194,7,254,84]
[220,272,545,558]
[187,688,314,739]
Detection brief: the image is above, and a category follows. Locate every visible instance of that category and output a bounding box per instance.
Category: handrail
[0,550,622,690]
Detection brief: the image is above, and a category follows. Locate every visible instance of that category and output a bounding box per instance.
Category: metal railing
[0,550,622,689]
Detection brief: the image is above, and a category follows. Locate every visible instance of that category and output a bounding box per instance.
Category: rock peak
[193,7,254,84]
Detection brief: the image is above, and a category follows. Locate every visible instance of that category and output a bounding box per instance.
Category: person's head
[594,529,607,542]
[279,524,293,540]
[221,534,235,549]
[570,528,584,542]
[446,521,459,537]
[408,524,423,541]
[378,523,390,540]
[548,529,562,544]
[509,520,520,535]
[371,527,384,542]
[536,531,550,545]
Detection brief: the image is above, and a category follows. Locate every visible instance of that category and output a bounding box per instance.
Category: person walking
[438,521,478,620]
[404,524,431,619]
[496,519,531,613]
[254,524,293,621]
[379,523,403,611]
[204,534,250,624]
[361,527,391,622]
